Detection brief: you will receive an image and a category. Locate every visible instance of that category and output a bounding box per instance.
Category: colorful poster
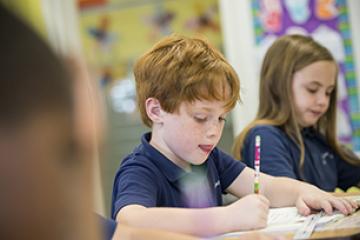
[78,0,222,115]
[252,0,360,151]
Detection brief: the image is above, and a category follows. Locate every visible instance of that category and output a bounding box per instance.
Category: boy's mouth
[199,144,213,154]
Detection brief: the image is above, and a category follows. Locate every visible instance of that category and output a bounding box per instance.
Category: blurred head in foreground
[0,4,99,240]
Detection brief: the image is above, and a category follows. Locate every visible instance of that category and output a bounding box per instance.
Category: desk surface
[309,227,360,239]
[221,193,360,240]
[308,205,360,240]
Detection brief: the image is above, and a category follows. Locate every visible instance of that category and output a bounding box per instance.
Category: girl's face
[151,100,228,170]
[292,61,336,128]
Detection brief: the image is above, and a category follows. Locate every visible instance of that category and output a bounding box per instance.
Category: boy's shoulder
[119,133,158,169]
[117,132,187,180]
[120,144,153,167]
[115,133,158,174]
[113,140,167,193]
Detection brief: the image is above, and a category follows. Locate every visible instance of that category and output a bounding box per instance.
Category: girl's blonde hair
[233,34,359,171]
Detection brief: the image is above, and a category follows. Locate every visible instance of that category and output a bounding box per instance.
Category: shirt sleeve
[241,126,297,179]
[111,163,158,219]
[212,148,246,192]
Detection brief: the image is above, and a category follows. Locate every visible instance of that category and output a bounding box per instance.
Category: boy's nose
[206,121,223,139]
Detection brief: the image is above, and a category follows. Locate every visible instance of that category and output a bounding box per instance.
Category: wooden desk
[312,192,360,238]
[305,206,360,239]
[309,227,360,239]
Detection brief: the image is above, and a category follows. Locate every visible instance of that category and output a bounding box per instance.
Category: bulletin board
[251,0,360,151]
[78,0,222,114]
[77,0,232,215]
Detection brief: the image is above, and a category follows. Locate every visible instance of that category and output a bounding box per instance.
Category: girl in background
[233,34,360,192]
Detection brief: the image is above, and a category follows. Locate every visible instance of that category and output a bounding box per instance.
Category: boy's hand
[295,189,358,216]
[228,194,270,230]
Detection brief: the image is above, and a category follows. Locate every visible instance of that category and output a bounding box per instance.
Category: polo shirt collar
[141,132,189,182]
[302,127,316,138]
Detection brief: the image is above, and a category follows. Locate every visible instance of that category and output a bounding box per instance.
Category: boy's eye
[219,117,227,122]
[194,116,207,123]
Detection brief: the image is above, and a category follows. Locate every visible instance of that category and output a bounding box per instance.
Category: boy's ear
[145,97,164,124]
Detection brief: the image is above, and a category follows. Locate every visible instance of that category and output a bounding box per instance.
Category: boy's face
[292,61,336,128]
[153,100,228,170]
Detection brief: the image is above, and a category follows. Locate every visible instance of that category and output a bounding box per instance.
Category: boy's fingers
[257,194,270,205]
[262,211,269,223]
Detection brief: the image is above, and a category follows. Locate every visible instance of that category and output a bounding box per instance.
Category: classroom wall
[220,0,258,136]
[0,0,46,38]
[13,0,360,215]
[220,0,360,138]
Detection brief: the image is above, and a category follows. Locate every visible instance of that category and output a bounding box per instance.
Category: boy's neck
[149,131,192,172]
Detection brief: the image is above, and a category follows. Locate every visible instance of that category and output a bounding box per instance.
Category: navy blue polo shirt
[111,132,245,219]
[241,125,360,192]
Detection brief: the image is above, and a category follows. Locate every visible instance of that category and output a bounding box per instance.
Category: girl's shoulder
[248,124,287,137]
[245,124,293,146]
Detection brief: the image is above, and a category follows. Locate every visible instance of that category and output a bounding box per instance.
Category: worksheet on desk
[219,195,360,238]
[219,207,307,238]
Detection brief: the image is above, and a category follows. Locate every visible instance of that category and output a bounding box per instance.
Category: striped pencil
[254,135,261,194]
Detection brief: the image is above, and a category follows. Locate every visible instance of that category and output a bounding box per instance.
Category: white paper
[219,195,360,238]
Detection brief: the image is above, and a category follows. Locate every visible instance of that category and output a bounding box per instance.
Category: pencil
[254,135,261,194]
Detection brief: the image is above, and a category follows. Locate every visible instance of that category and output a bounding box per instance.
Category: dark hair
[0,5,84,240]
[0,5,73,126]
